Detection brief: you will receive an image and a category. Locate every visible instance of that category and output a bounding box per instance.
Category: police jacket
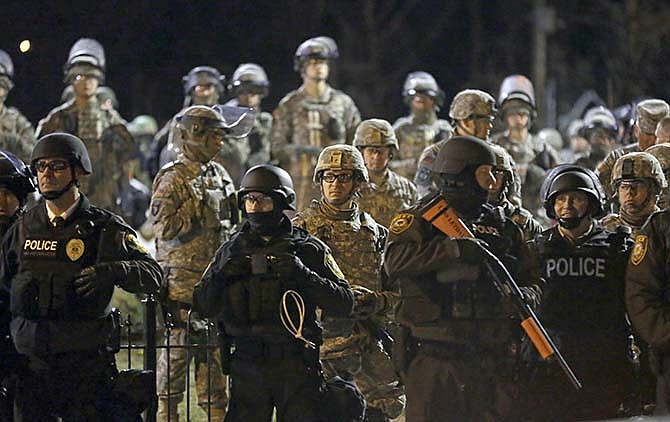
[384,193,539,345]
[627,209,670,352]
[0,195,162,356]
[193,216,354,346]
[529,223,632,357]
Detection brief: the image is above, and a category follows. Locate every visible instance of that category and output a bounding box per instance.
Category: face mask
[247,210,284,235]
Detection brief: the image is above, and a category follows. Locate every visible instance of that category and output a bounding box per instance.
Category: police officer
[385,135,540,422]
[354,119,419,227]
[597,99,670,198]
[0,50,35,162]
[271,36,361,212]
[0,133,162,420]
[0,150,35,420]
[293,144,405,421]
[35,38,133,215]
[152,105,247,421]
[600,152,667,237]
[526,165,633,420]
[221,63,273,183]
[390,71,453,180]
[147,66,226,179]
[193,164,354,421]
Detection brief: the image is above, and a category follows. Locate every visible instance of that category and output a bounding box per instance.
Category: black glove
[456,238,490,264]
[221,256,251,279]
[271,254,311,281]
[73,263,116,299]
[351,285,386,319]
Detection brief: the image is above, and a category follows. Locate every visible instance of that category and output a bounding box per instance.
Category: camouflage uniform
[271,37,361,212]
[151,106,238,421]
[292,145,405,421]
[0,50,36,162]
[646,143,670,208]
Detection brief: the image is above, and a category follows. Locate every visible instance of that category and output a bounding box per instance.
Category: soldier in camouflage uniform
[646,142,670,208]
[271,36,361,212]
[0,50,35,162]
[152,106,250,421]
[293,145,405,421]
[222,63,273,184]
[354,119,418,227]
[597,99,669,199]
[147,66,226,179]
[390,71,453,180]
[600,152,666,237]
[35,38,132,214]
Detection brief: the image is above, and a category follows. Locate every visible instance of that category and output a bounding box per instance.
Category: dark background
[2,0,669,133]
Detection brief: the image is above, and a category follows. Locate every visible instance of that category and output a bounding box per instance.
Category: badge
[389,213,414,234]
[125,233,149,255]
[325,252,345,279]
[66,238,85,261]
[631,235,648,266]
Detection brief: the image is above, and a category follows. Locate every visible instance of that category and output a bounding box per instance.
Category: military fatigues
[35,98,131,213]
[384,194,538,422]
[0,195,161,420]
[357,169,418,228]
[151,154,235,420]
[597,143,640,199]
[293,200,405,420]
[390,112,452,180]
[626,209,670,414]
[193,217,354,422]
[600,212,654,238]
[271,86,361,211]
[526,223,633,421]
[0,105,35,162]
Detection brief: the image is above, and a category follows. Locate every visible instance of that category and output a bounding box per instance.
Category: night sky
[3,1,668,132]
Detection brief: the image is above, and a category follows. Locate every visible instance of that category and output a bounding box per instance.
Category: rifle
[360,319,394,357]
[421,197,582,390]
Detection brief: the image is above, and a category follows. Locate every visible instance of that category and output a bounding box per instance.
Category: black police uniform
[384,193,539,422]
[526,223,633,420]
[193,216,354,422]
[0,195,162,421]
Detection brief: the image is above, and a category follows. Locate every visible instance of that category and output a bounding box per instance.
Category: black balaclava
[247,195,288,236]
[441,164,488,220]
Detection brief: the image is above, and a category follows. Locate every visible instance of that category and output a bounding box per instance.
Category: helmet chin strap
[39,168,78,200]
[557,211,588,229]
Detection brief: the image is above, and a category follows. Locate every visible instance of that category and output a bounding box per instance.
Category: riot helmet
[314,144,369,184]
[498,75,536,119]
[402,71,445,108]
[182,66,225,100]
[96,86,118,109]
[127,115,159,138]
[227,63,270,98]
[0,150,36,204]
[0,50,14,94]
[541,164,605,221]
[238,164,296,211]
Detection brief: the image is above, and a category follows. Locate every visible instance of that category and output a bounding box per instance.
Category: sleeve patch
[125,233,149,255]
[389,213,415,234]
[324,252,345,279]
[631,234,648,266]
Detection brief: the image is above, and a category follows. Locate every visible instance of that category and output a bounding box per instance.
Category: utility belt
[234,337,318,362]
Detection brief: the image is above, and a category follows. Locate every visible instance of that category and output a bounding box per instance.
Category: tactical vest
[10,212,116,355]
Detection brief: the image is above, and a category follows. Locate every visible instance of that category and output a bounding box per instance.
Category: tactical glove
[271,254,312,281]
[221,256,251,279]
[73,263,116,299]
[351,285,386,319]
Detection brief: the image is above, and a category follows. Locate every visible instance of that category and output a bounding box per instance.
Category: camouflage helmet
[537,128,564,151]
[228,63,270,97]
[612,152,667,190]
[0,150,36,203]
[30,133,92,175]
[498,75,536,111]
[402,71,445,107]
[448,89,497,121]
[490,143,513,175]
[127,115,158,137]
[646,143,670,172]
[582,106,618,135]
[238,164,296,210]
[176,105,230,134]
[293,36,338,72]
[0,50,14,93]
[182,66,225,99]
[352,119,399,152]
[541,164,605,218]
[96,86,118,109]
[314,144,369,183]
[63,38,105,83]
[433,136,496,175]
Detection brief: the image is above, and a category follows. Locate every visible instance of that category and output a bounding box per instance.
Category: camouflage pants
[156,327,228,421]
[321,335,405,419]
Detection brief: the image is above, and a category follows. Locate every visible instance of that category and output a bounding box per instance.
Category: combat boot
[157,398,179,422]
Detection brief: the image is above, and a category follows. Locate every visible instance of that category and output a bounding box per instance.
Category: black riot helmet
[238,164,296,211]
[182,66,226,99]
[402,71,445,108]
[30,133,93,175]
[432,135,496,175]
[541,164,605,219]
[0,150,36,204]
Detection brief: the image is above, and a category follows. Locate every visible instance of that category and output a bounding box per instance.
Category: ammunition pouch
[11,272,77,319]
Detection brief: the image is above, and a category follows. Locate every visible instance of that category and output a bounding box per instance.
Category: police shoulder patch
[324,252,345,280]
[389,213,414,234]
[631,234,648,266]
[125,233,149,255]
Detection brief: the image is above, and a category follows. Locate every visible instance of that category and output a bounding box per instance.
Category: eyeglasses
[618,180,648,192]
[471,114,495,122]
[321,173,354,183]
[243,193,274,206]
[74,74,96,82]
[35,160,70,173]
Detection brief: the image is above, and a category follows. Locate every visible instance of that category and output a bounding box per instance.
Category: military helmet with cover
[63,38,106,84]
[0,150,36,202]
[314,144,369,183]
[30,132,93,175]
[541,164,605,218]
[448,89,497,121]
[352,119,399,152]
[127,115,158,137]
[238,164,296,210]
[581,106,618,136]
[612,152,667,192]
[293,36,338,72]
[402,71,445,107]
[498,75,536,117]
[182,66,226,99]
[646,143,670,173]
[228,63,270,97]
[0,50,14,93]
